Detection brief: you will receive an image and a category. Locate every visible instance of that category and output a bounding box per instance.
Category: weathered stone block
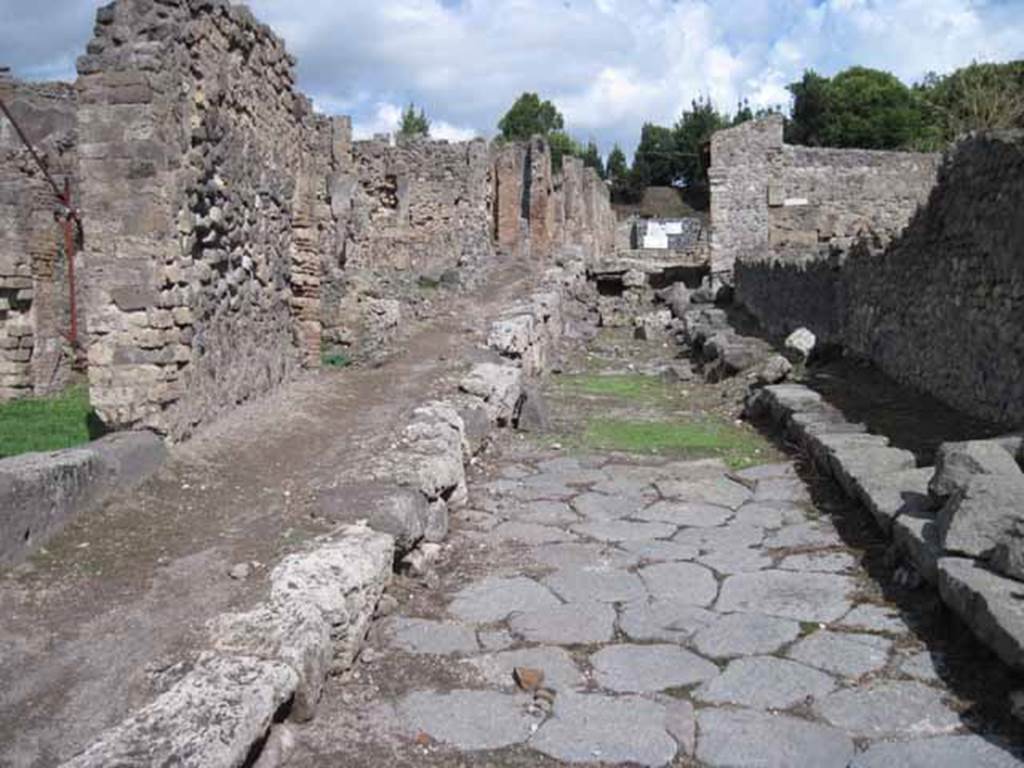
[939,473,1024,561]
[929,439,1022,503]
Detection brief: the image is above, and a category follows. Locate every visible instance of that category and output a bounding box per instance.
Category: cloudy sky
[3,0,1022,155]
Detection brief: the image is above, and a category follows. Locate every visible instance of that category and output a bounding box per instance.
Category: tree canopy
[580,141,606,179]
[398,103,430,138]
[497,93,565,141]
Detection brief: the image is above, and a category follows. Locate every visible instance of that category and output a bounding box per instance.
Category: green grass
[578,417,773,469]
[558,373,671,403]
[0,385,100,458]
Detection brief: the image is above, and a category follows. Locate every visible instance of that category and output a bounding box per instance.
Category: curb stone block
[60,653,298,768]
[938,557,1024,670]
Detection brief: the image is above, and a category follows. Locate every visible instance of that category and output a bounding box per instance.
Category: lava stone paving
[289,451,1024,767]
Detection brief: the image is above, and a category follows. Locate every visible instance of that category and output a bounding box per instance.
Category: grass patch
[578,417,772,469]
[558,373,670,403]
[0,385,101,459]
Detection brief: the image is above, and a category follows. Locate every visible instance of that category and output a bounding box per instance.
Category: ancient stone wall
[710,116,939,275]
[0,76,78,400]
[736,131,1024,428]
[78,0,337,439]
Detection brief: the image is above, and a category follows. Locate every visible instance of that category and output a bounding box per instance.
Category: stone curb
[0,430,166,566]
[747,383,1024,671]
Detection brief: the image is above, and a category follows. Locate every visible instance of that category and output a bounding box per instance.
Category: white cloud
[2,0,1022,157]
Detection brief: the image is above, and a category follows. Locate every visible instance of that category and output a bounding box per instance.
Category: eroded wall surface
[0,77,78,400]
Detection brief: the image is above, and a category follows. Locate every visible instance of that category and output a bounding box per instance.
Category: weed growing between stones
[321,350,353,369]
[0,385,101,458]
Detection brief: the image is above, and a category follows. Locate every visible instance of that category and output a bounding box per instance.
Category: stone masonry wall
[0,76,78,400]
[78,0,337,440]
[709,115,939,276]
[736,131,1024,428]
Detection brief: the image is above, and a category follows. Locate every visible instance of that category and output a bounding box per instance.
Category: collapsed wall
[719,118,1023,428]
[0,75,78,399]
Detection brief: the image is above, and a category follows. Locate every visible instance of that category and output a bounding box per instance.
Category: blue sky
[2,0,1022,155]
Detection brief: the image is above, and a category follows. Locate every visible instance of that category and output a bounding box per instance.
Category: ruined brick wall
[736,132,1024,427]
[494,142,527,251]
[78,0,336,439]
[709,116,939,275]
[0,76,78,400]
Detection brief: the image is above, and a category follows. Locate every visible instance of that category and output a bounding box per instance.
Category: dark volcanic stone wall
[735,131,1024,428]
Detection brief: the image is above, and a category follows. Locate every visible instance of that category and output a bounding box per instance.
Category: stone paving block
[836,603,909,635]
[448,576,560,623]
[752,476,812,504]
[850,734,1024,767]
[716,570,855,623]
[572,491,649,520]
[590,476,658,499]
[779,551,857,573]
[489,521,578,544]
[529,542,638,570]
[618,539,700,562]
[766,520,843,550]
[695,655,835,709]
[938,557,1024,670]
[468,646,585,691]
[530,692,679,766]
[733,462,798,482]
[692,612,801,658]
[572,519,677,542]
[733,500,806,530]
[591,643,719,693]
[897,650,944,683]
[787,630,892,678]
[674,522,766,552]
[513,500,580,526]
[696,708,854,768]
[813,681,961,738]
[635,500,734,527]
[618,600,718,642]
[698,547,773,575]
[509,602,616,645]
[639,561,719,606]
[384,618,479,656]
[397,690,535,751]
[544,566,648,604]
[856,467,933,534]
[656,476,752,509]
[506,477,576,501]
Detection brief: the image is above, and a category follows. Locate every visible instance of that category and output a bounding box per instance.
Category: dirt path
[0,260,530,768]
[286,330,1024,767]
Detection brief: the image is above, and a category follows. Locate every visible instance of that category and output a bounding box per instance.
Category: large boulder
[318,482,428,555]
[459,363,524,426]
[938,473,1024,563]
[929,440,1022,503]
[756,355,793,386]
[634,309,672,341]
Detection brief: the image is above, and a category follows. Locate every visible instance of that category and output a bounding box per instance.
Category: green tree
[673,97,729,189]
[398,103,430,138]
[547,130,582,173]
[606,144,639,204]
[580,141,606,179]
[632,123,679,187]
[915,60,1024,147]
[785,70,831,145]
[497,93,564,141]
[787,67,927,149]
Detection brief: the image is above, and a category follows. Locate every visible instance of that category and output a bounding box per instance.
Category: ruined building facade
[0,0,615,440]
[710,116,1024,428]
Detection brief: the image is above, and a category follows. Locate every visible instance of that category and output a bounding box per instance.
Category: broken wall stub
[0,76,79,400]
[78,0,338,440]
